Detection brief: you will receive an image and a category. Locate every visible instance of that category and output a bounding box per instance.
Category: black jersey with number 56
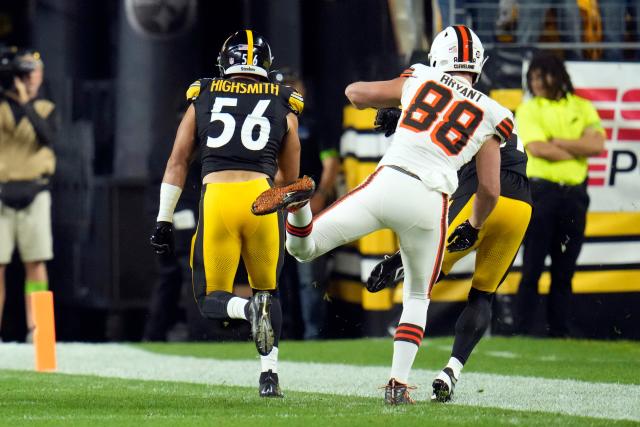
[186,77,304,180]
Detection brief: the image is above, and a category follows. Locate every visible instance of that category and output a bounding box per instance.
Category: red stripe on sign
[575,88,617,101]
[588,177,605,186]
[588,164,607,172]
[605,128,613,140]
[597,109,615,120]
[621,110,640,120]
[596,150,608,159]
[622,89,640,102]
[618,128,640,141]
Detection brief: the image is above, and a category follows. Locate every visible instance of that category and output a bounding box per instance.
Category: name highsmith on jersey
[209,79,280,95]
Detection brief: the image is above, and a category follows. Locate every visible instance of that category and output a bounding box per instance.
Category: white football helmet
[428,25,487,84]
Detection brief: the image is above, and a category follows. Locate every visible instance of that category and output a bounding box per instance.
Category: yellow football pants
[441,195,532,293]
[190,179,284,299]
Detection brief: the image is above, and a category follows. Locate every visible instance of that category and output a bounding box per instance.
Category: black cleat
[259,370,284,398]
[366,251,404,293]
[383,378,415,405]
[248,292,274,356]
[431,367,458,402]
[251,176,316,216]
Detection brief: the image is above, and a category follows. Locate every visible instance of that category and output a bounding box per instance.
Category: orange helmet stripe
[453,25,473,62]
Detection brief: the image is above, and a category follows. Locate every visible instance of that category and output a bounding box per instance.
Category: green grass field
[1,337,639,426]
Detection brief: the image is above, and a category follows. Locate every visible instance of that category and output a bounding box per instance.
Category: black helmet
[217,30,273,79]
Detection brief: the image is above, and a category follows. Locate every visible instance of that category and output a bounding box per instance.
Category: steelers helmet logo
[125,0,197,39]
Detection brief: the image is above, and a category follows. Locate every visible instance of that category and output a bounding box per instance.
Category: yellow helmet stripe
[245,29,254,66]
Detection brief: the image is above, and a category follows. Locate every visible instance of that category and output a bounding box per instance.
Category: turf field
[1,337,639,426]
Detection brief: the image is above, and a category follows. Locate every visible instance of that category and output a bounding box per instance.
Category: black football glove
[366,251,404,293]
[446,220,479,252]
[374,107,402,137]
[150,221,174,255]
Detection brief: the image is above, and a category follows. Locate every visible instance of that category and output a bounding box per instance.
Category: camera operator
[0,48,58,341]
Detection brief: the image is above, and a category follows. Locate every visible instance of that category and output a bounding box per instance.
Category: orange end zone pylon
[31,291,57,372]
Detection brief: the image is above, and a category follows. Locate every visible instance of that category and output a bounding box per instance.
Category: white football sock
[446,356,463,380]
[260,346,279,373]
[390,341,419,384]
[285,203,316,261]
[287,202,312,227]
[226,297,248,320]
[389,298,429,384]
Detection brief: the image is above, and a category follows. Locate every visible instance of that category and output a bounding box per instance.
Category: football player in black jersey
[150,30,306,397]
[367,107,532,402]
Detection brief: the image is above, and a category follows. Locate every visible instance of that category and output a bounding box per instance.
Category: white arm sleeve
[156,183,182,222]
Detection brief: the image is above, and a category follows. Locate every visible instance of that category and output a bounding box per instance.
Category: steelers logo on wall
[125,0,197,40]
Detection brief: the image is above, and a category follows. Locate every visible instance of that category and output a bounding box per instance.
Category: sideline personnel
[515,52,604,337]
[0,48,57,341]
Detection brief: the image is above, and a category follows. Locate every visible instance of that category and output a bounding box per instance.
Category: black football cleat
[366,251,404,293]
[248,291,274,356]
[251,176,315,216]
[383,378,415,405]
[431,367,458,402]
[259,370,284,398]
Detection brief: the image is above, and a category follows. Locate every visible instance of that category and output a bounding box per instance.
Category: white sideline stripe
[1,343,638,421]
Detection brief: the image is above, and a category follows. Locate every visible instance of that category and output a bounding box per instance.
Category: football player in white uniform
[251,25,515,404]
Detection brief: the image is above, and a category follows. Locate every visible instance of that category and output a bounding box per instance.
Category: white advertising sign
[565,62,640,212]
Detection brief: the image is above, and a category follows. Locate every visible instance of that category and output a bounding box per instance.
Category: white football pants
[286,165,449,303]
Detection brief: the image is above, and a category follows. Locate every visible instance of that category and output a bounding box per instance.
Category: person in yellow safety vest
[515,52,605,337]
